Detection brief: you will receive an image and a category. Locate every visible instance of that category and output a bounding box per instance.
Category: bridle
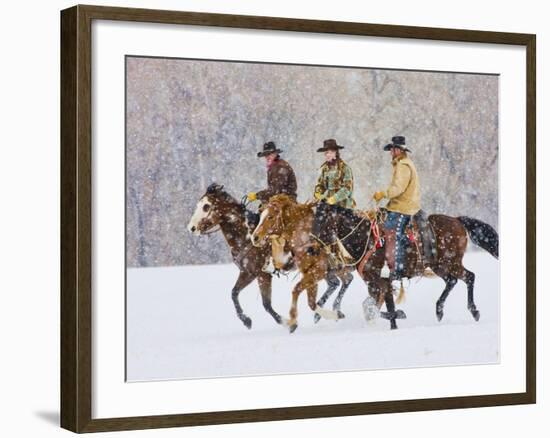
[200,224,221,235]
[197,195,222,235]
[255,203,286,242]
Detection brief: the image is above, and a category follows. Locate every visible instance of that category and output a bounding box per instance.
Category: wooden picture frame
[61,4,536,433]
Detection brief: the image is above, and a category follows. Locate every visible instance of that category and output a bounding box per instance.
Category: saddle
[356,209,436,280]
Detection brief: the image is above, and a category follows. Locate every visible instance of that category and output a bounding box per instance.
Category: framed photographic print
[60,4,536,433]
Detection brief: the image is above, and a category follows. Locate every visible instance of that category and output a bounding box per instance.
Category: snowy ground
[126,251,499,382]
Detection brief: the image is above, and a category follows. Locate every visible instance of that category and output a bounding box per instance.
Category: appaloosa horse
[251,194,355,333]
[314,201,499,329]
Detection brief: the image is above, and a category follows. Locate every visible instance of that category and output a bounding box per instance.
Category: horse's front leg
[379,279,407,329]
[332,270,354,319]
[360,252,385,322]
[314,271,340,323]
[286,273,321,333]
[287,280,305,334]
[257,272,283,325]
[231,271,256,329]
[308,268,340,322]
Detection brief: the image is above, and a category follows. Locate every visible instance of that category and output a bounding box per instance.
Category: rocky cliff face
[126,56,498,267]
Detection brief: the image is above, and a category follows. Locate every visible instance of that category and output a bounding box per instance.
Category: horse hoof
[381,311,404,321]
[289,323,298,334]
[390,321,398,330]
[436,305,444,322]
[336,310,346,320]
[313,313,321,324]
[242,316,252,329]
[471,310,480,321]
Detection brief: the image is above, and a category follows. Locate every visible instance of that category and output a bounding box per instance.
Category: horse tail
[458,216,499,259]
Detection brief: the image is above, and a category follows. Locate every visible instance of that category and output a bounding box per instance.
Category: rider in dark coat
[249,142,298,203]
[247,142,298,272]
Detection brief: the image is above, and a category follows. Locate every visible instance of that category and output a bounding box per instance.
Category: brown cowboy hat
[383,135,412,153]
[257,141,283,157]
[317,139,345,152]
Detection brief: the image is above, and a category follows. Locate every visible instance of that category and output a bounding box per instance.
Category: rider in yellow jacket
[373,136,420,280]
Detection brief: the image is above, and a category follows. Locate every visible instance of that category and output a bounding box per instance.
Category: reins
[309,213,373,267]
[310,203,387,268]
[341,225,373,267]
[201,225,221,235]
[240,195,251,209]
[338,215,367,242]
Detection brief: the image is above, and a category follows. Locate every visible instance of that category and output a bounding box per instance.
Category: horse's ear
[206,183,223,194]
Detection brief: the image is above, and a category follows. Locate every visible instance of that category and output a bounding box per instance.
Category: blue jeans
[384,211,411,275]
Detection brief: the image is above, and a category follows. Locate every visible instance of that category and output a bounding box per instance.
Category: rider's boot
[384,228,397,276]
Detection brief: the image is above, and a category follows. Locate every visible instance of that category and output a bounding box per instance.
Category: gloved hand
[314,192,325,201]
[326,196,337,205]
[247,192,257,202]
[373,191,385,202]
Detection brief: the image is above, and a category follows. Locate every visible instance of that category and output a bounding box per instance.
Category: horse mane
[269,194,313,216]
[269,193,295,204]
[217,190,242,208]
[206,183,244,210]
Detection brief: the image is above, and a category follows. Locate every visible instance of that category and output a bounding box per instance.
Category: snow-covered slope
[127,251,499,382]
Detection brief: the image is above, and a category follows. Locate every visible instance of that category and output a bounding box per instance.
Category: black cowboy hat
[317,138,345,152]
[257,141,283,157]
[383,135,412,152]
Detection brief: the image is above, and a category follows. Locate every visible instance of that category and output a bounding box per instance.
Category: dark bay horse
[250,194,355,333]
[314,202,499,330]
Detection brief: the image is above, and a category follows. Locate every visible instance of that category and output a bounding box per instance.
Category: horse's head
[187,183,231,235]
[250,195,292,246]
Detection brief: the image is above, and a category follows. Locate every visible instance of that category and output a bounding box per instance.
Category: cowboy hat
[383,135,412,152]
[257,141,283,157]
[317,138,345,152]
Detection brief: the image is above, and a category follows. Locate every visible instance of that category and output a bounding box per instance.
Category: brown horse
[314,202,499,329]
[251,194,354,333]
